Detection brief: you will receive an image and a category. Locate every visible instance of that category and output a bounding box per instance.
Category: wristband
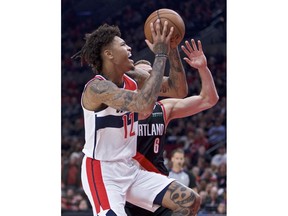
[155,53,168,58]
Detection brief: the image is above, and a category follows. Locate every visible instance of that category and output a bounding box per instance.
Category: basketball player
[77,19,200,216]
[125,39,219,216]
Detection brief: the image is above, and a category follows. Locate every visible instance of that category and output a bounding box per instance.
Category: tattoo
[140,57,166,104]
[90,80,110,94]
[169,49,184,73]
[167,48,186,96]
[154,42,169,55]
[90,80,136,111]
[89,57,167,112]
[168,182,199,216]
[160,83,169,94]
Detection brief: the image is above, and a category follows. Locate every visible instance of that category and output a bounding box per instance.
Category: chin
[129,64,135,70]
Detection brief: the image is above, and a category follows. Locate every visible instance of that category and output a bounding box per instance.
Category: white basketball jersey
[81,74,139,161]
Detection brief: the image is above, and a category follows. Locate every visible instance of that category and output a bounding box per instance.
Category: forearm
[167,47,188,98]
[198,66,219,106]
[138,56,167,111]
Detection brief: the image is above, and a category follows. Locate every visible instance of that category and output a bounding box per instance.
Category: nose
[127,45,132,51]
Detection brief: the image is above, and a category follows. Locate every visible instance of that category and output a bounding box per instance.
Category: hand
[145,19,174,56]
[181,39,207,69]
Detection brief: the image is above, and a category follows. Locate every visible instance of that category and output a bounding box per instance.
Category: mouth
[128,53,134,64]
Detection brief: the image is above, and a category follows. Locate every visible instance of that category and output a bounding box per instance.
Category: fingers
[166,26,174,42]
[185,40,193,53]
[155,19,161,35]
[162,20,168,36]
[183,57,193,66]
[150,21,156,39]
[162,20,174,41]
[150,19,162,39]
[197,40,203,52]
[149,19,173,55]
[150,19,173,41]
[181,39,202,54]
[191,39,198,51]
[145,39,152,49]
[183,57,190,64]
[181,45,190,57]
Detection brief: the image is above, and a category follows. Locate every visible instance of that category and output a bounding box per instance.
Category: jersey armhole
[158,101,167,132]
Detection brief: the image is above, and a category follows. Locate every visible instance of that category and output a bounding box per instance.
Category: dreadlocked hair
[78,24,121,72]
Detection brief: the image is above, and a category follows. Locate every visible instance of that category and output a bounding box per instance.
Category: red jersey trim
[157,101,168,133]
[133,152,166,175]
[86,157,111,213]
[123,74,138,90]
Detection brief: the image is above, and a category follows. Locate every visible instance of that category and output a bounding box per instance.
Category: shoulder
[85,76,118,95]
[82,76,117,111]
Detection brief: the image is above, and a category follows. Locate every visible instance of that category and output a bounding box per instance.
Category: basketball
[144,8,185,49]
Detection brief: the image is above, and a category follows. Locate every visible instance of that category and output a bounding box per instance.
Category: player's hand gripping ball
[144,8,185,49]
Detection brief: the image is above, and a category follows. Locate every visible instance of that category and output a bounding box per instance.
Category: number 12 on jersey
[122,113,136,139]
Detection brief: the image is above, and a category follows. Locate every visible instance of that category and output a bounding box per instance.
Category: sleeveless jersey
[168,170,190,187]
[81,74,138,161]
[133,102,169,176]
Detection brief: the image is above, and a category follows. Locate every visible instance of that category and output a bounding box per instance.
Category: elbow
[202,93,219,109]
[208,94,219,108]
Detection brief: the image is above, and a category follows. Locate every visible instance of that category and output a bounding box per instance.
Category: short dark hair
[79,24,121,72]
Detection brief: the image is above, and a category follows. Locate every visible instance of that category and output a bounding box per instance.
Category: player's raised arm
[159,46,188,98]
[161,39,219,122]
[127,46,188,98]
[182,39,219,106]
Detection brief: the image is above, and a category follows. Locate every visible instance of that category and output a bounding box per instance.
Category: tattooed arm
[161,47,188,98]
[126,47,188,99]
[83,57,168,114]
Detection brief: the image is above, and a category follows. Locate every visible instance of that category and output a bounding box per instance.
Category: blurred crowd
[62,0,226,215]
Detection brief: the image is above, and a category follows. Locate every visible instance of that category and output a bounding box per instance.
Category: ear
[103,49,113,60]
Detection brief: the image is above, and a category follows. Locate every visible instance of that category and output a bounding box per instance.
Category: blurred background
[61,0,226,215]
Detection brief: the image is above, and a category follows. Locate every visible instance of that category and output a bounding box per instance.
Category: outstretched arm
[162,39,219,123]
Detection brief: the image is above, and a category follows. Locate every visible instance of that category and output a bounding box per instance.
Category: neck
[172,166,182,172]
[104,72,124,87]
[102,65,125,86]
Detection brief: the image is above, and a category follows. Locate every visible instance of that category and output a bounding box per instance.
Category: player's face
[172,152,185,167]
[110,36,135,71]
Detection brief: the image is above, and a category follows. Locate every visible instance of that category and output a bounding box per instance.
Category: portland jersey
[133,102,169,176]
[81,74,138,161]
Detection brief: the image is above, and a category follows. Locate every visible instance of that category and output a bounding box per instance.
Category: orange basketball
[144,8,185,49]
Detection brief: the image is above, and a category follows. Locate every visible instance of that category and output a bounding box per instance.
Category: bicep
[162,96,211,121]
